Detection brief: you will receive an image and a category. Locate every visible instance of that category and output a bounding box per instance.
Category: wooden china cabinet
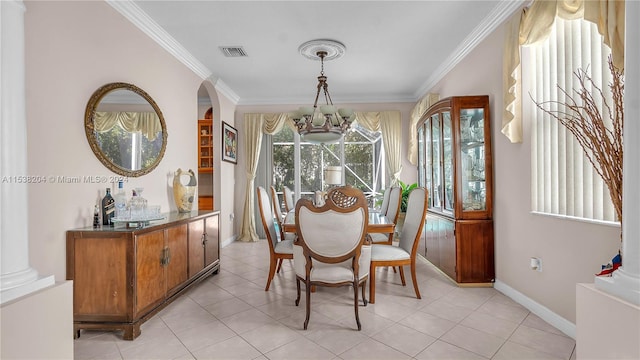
[416,95,494,284]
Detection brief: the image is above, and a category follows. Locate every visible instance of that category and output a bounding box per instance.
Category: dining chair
[370,186,402,245]
[283,186,294,212]
[378,187,392,215]
[293,185,371,330]
[270,186,296,242]
[369,187,428,304]
[257,186,294,291]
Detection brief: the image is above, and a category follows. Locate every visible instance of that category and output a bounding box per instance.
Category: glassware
[129,187,148,219]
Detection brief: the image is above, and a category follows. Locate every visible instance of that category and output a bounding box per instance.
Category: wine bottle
[102,188,115,225]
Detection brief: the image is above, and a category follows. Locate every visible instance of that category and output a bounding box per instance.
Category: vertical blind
[530,17,616,222]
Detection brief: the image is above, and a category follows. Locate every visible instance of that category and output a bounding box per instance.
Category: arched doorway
[197,84,214,210]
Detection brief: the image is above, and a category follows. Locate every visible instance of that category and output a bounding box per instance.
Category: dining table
[282,208,395,234]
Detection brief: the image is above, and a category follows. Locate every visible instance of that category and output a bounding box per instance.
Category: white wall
[426,18,621,323]
[23,1,223,281]
[0,282,73,359]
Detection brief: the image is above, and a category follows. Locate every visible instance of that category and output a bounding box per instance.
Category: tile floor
[74,240,576,360]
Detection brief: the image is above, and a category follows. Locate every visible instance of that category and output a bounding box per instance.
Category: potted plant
[395,180,418,235]
[398,180,418,213]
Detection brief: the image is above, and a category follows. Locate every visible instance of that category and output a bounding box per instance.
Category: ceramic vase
[173,168,197,213]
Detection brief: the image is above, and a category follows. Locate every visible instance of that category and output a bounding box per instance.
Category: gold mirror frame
[84,82,168,177]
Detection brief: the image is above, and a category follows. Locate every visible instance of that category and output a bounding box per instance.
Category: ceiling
[122,1,523,105]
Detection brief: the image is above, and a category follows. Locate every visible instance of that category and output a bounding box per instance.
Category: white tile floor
[74,240,576,360]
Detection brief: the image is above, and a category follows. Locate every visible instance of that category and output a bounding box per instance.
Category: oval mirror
[85,82,168,177]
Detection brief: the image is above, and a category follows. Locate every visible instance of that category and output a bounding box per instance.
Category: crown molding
[414,0,526,99]
[211,78,240,105]
[236,94,416,106]
[106,0,212,80]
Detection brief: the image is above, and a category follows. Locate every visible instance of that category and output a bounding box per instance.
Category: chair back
[385,186,402,222]
[257,186,279,253]
[397,187,429,256]
[296,186,368,264]
[283,186,294,212]
[270,186,285,221]
[379,188,391,215]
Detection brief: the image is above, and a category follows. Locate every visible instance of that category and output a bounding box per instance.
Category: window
[272,124,385,204]
[527,17,616,222]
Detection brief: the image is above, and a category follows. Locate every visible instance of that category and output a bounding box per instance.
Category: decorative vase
[173,168,197,213]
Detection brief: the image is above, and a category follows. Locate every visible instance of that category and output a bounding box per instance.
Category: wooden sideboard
[66,211,220,340]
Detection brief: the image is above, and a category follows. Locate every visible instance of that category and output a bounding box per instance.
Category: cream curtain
[238,112,294,242]
[502,0,624,143]
[354,110,403,186]
[407,93,439,165]
[94,111,162,141]
[238,114,264,242]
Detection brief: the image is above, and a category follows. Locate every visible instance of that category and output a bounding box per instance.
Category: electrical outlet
[229,213,234,222]
[530,257,542,272]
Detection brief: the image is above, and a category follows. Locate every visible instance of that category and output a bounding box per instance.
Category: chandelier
[290,40,355,144]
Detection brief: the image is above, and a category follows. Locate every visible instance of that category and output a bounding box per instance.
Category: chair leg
[265,257,277,291]
[411,260,421,299]
[399,265,406,286]
[304,279,311,330]
[361,278,368,306]
[295,278,301,306]
[369,264,376,304]
[353,279,361,331]
[276,258,283,273]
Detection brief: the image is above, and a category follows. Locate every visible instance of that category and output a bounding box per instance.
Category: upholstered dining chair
[257,186,294,291]
[370,186,402,245]
[270,186,295,242]
[293,185,371,330]
[378,187,392,215]
[283,186,295,213]
[369,187,428,304]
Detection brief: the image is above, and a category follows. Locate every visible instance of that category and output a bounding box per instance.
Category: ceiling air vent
[220,46,248,57]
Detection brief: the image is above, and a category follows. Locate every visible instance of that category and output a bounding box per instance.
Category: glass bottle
[102,188,115,225]
[93,205,100,228]
[114,181,128,219]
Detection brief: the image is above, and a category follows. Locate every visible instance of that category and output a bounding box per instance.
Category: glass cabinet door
[442,112,454,214]
[423,120,433,208]
[431,114,442,210]
[459,107,486,211]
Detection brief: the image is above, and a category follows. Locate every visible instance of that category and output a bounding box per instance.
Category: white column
[1,0,53,304]
[595,0,640,306]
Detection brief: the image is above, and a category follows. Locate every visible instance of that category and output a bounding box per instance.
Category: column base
[1,274,55,304]
[594,267,640,306]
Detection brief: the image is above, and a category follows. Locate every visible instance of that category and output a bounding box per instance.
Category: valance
[407,93,439,165]
[94,111,162,141]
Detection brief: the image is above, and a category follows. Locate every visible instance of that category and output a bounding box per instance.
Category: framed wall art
[222,121,238,164]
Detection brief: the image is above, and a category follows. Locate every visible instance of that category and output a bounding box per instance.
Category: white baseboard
[494,279,576,339]
[220,235,237,248]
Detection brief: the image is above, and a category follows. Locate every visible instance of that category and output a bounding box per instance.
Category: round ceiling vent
[298,39,346,61]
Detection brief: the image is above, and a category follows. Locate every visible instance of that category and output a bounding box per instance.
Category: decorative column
[595,0,640,306]
[1,0,54,304]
